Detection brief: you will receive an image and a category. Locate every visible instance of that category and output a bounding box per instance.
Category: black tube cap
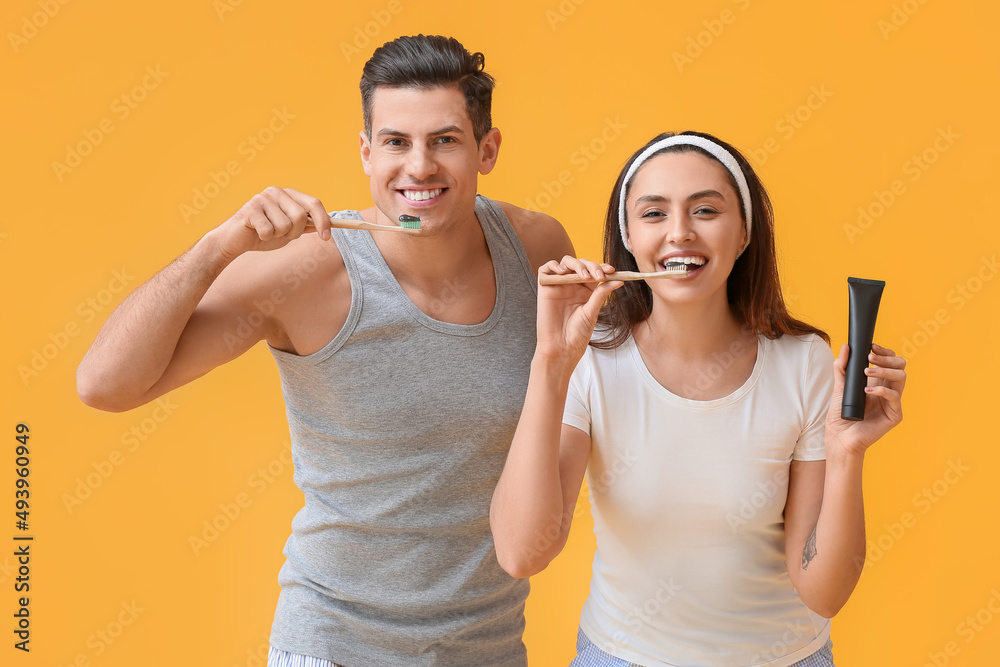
[841,403,865,421]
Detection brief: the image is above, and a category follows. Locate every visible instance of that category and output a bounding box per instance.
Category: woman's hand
[535,256,623,367]
[826,342,906,456]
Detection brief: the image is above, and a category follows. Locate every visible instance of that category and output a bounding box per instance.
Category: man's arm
[76,187,334,412]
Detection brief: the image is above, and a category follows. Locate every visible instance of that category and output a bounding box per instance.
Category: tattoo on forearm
[802,528,818,570]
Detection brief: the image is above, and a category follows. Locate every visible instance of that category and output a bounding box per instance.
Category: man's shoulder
[492,200,574,271]
[217,231,348,304]
[493,200,562,237]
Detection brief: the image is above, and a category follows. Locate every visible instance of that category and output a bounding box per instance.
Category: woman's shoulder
[769,331,831,352]
[587,327,637,359]
[765,332,835,371]
[577,331,637,377]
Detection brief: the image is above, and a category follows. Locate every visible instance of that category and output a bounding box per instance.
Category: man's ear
[478,127,501,176]
[359,129,372,176]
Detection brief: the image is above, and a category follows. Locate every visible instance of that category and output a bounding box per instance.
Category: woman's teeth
[662,257,707,270]
[402,188,443,202]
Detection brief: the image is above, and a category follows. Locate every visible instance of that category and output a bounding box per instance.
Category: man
[77,35,572,666]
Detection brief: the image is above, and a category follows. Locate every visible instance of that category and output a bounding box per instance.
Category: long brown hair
[594,131,829,348]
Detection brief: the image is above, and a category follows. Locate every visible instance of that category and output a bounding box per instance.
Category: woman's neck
[631,294,760,401]
[635,295,750,360]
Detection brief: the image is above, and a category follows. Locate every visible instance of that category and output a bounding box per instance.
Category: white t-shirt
[563,333,834,667]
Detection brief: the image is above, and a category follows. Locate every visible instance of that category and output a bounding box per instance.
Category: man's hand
[214,186,332,259]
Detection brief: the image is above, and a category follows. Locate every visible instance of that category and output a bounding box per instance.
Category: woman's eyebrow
[634,194,669,206]
[687,189,726,201]
[633,190,726,207]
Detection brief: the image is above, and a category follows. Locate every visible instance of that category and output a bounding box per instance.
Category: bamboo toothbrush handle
[538,270,685,285]
[305,218,420,234]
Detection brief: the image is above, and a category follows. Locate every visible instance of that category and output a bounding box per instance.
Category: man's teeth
[663,257,707,269]
[402,188,443,202]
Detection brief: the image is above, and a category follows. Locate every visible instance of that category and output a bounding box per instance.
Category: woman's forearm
[491,355,576,578]
[795,444,867,618]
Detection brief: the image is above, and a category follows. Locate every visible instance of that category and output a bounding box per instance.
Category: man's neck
[361,204,491,290]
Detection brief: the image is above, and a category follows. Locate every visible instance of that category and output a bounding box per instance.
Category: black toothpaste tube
[842,277,885,421]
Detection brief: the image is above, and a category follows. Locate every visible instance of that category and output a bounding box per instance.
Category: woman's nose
[665,212,695,243]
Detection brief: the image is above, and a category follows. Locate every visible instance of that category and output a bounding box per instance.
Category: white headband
[617,135,752,255]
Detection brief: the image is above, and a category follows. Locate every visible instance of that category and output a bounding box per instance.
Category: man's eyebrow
[374,125,466,138]
[430,125,464,135]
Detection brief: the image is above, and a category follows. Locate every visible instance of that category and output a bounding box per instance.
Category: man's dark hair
[361,35,496,144]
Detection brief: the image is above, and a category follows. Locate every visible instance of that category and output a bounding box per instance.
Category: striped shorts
[569,629,836,667]
[267,646,341,667]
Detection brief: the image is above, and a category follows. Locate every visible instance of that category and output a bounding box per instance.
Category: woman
[490,132,906,666]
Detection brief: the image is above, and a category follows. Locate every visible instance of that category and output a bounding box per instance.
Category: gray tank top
[268,195,536,666]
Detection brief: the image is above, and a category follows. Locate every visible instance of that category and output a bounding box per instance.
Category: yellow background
[2,0,998,665]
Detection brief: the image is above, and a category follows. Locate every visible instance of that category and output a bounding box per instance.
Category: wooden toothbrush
[307,214,421,234]
[539,263,688,285]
